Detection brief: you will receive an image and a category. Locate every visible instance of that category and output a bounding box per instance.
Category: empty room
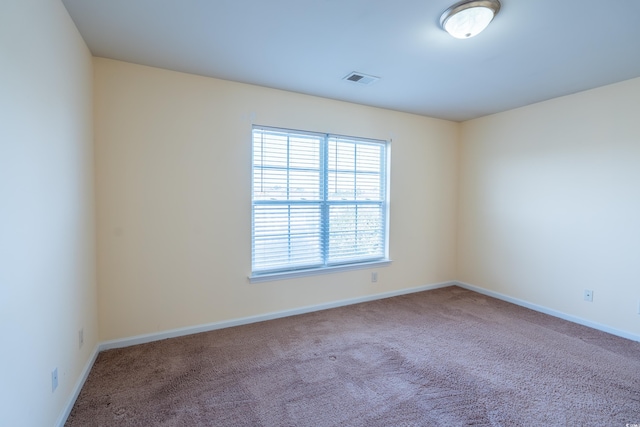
[2,0,640,426]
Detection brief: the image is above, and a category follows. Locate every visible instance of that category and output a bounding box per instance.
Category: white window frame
[250,125,391,283]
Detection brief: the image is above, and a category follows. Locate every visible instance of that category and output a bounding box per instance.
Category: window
[251,125,389,280]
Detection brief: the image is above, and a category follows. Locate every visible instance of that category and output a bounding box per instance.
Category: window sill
[249,259,392,284]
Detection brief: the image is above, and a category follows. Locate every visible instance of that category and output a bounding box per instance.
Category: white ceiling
[62,0,640,122]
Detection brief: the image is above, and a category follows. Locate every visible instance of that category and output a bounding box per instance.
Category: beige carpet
[66,286,640,426]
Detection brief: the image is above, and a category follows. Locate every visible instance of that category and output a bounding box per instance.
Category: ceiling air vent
[343,72,380,85]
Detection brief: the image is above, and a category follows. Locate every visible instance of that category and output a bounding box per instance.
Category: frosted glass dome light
[440,0,501,39]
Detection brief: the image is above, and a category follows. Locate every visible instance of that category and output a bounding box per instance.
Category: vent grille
[343,72,380,86]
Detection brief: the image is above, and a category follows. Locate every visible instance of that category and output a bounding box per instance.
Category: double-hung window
[251,125,389,281]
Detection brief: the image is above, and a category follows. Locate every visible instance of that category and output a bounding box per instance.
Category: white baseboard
[100,280,456,351]
[454,281,640,343]
[55,344,100,427]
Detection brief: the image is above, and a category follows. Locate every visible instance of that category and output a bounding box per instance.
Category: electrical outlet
[584,289,593,302]
[52,368,58,393]
[79,328,84,349]
[371,272,378,283]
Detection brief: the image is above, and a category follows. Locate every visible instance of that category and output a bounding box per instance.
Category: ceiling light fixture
[440,0,501,39]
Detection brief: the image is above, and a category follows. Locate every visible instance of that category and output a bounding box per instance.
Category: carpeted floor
[66,286,640,426]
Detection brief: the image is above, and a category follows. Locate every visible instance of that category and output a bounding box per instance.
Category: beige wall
[94,58,459,341]
[458,77,640,337]
[0,0,97,426]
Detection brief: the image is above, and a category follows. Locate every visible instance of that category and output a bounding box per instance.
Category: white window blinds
[252,126,388,276]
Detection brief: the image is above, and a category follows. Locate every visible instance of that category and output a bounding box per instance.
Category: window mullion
[353,143,358,254]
